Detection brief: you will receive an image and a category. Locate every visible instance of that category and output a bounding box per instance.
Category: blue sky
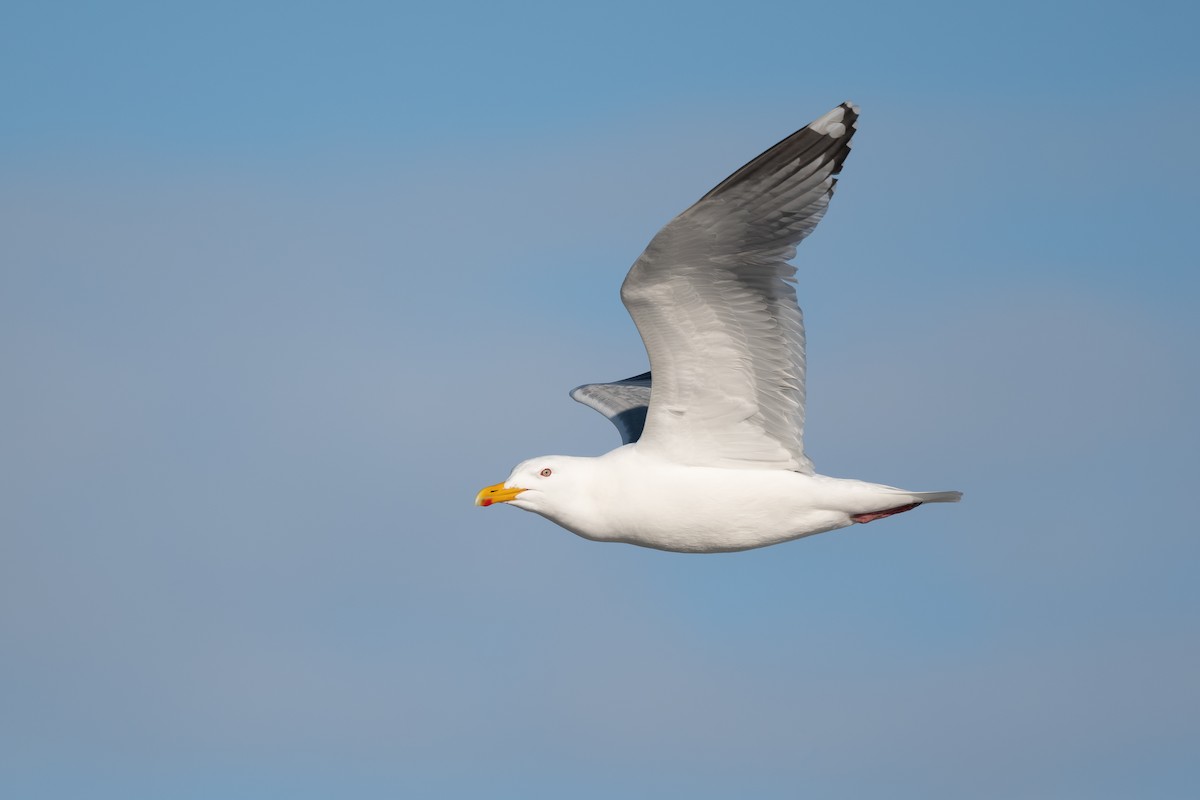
[3,1,1199,798]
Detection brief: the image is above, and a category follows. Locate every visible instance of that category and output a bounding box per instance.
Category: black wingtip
[699,101,860,203]
[826,102,859,179]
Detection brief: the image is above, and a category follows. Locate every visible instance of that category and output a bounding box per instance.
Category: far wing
[570,372,652,445]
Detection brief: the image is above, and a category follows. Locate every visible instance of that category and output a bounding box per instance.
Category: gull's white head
[475,455,600,529]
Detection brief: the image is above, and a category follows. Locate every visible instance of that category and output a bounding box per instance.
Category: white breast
[561,448,857,553]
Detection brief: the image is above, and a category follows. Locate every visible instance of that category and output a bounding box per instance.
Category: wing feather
[619,102,859,471]
[570,372,652,445]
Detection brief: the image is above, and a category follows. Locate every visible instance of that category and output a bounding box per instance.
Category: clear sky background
[3,1,1198,798]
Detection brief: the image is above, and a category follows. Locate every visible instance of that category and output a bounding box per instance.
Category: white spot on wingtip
[844,101,860,114]
[809,106,846,137]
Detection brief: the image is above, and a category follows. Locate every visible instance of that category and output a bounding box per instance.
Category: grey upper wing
[570,371,652,445]
[619,102,859,471]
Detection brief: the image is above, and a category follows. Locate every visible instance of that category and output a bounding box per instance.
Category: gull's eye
[540,468,552,477]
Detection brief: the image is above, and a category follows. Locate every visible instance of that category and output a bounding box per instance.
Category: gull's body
[500,447,957,554]
[477,102,961,553]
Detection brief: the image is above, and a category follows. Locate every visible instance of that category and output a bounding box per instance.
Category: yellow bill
[475,482,526,507]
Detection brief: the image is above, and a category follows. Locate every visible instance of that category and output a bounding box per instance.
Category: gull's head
[475,455,597,521]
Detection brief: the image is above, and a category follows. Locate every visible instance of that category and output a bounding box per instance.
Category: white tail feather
[905,490,962,504]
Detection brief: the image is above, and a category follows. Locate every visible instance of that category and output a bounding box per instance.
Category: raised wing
[619,102,859,472]
[570,372,652,445]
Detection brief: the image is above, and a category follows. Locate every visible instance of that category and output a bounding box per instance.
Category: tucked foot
[852,502,921,524]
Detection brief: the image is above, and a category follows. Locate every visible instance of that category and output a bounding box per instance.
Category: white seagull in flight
[476,102,961,553]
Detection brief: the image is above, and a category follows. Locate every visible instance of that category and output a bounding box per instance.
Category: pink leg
[852,502,921,524]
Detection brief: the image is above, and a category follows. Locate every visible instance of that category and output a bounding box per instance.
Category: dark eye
[540,468,552,477]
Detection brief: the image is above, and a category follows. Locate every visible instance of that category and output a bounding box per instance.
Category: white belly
[553,455,870,553]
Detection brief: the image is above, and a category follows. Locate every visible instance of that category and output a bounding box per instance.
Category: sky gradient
[3,1,1199,797]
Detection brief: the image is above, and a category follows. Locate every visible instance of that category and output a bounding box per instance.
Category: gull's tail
[849,488,962,524]
[902,490,963,503]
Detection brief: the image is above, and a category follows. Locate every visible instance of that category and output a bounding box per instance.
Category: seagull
[476,102,961,553]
